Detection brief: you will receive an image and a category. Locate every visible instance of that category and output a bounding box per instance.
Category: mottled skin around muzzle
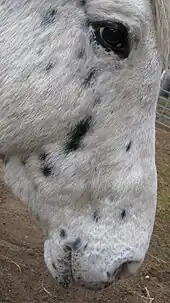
[0,0,166,290]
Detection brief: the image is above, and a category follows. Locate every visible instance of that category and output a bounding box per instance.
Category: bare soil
[0,127,169,303]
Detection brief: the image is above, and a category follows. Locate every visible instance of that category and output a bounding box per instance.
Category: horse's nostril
[107,271,111,278]
[114,261,141,280]
[114,262,128,280]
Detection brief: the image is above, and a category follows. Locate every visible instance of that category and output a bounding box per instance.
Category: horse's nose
[111,260,142,281]
[74,260,142,290]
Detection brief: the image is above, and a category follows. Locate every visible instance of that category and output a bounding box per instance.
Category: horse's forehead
[6,0,149,17]
[85,0,148,15]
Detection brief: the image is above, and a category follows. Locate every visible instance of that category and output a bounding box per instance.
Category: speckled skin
[0,0,169,290]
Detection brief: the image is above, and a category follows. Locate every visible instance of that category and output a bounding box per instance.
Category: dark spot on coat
[83,69,96,86]
[63,260,70,268]
[41,165,52,177]
[93,210,100,222]
[45,62,54,72]
[40,152,48,161]
[57,259,67,267]
[80,0,86,6]
[72,238,81,251]
[41,8,57,26]
[77,48,86,59]
[121,209,126,219]
[60,229,67,238]
[126,141,132,152]
[52,263,57,270]
[65,116,92,152]
[64,245,72,253]
[83,243,88,251]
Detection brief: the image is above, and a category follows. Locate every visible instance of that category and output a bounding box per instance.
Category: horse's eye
[92,22,130,59]
[100,26,125,48]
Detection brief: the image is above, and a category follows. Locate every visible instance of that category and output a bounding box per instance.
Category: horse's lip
[58,266,73,288]
[58,248,74,288]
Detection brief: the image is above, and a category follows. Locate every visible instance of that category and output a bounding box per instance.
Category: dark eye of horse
[100,26,124,47]
[92,22,130,59]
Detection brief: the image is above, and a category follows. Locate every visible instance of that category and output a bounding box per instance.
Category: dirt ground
[0,127,169,303]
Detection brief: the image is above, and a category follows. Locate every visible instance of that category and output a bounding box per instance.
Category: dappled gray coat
[0,0,170,290]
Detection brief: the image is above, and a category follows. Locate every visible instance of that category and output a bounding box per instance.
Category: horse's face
[1,0,165,290]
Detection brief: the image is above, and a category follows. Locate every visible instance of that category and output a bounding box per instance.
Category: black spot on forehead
[65,116,92,153]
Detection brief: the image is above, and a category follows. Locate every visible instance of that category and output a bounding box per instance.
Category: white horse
[0,0,169,290]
